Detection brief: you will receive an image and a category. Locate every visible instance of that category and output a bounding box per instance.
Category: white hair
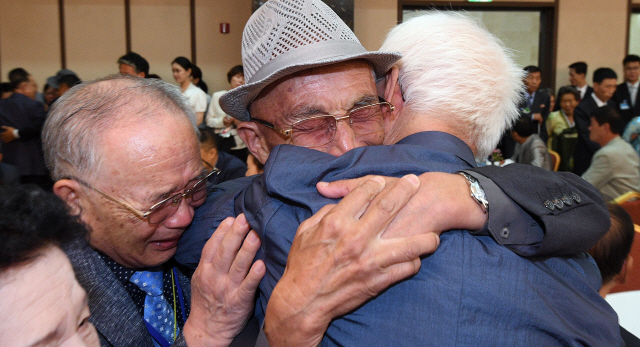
[43,74,197,182]
[380,11,524,159]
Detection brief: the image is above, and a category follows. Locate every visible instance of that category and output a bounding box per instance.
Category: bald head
[43,75,198,182]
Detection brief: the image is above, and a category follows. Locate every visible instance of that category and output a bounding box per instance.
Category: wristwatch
[458,172,489,214]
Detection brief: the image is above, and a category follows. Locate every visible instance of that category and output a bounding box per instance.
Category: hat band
[248,40,370,84]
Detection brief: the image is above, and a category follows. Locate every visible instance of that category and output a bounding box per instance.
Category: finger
[237,259,266,302]
[366,258,423,295]
[325,176,386,221]
[228,230,262,284]
[357,174,420,233]
[377,233,440,269]
[316,176,374,199]
[297,203,335,234]
[213,214,252,274]
[199,216,235,264]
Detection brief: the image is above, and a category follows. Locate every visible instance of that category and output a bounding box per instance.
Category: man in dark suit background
[0,142,20,186]
[0,68,50,190]
[573,67,618,176]
[522,65,551,145]
[569,61,594,100]
[612,54,640,128]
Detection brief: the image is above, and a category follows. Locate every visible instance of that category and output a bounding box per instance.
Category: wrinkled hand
[317,171,488,238]
[264,175,441,346]
[0,126,16,143]
[532,113,543,123]
[183,214,265,347]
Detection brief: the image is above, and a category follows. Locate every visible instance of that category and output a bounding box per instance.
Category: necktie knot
[131,271,164,297]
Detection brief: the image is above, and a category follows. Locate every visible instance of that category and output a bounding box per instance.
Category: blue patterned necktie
[130,271,178,346]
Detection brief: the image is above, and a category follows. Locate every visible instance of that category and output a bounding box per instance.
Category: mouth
[149,236,181,251]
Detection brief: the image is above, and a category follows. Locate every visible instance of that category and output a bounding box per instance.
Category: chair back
[548,149,561,171]
[611,191,640,293]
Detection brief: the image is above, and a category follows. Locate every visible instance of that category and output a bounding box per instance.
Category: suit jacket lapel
[64,239,154,347]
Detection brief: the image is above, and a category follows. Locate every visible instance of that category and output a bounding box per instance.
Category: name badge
[621,100,630,110]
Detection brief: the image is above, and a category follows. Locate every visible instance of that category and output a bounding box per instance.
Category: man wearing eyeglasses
[42,75,267,347]
[178,1,619,346]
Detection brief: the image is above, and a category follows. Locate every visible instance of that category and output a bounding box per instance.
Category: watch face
[471,184,486,200]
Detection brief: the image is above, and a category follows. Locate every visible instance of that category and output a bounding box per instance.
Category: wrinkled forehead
[250,60,377,118]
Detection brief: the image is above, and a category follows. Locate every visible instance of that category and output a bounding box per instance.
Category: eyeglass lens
[146,175,209,224]
[291,103,390,147]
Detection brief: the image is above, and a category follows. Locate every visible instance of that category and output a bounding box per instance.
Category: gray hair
[43,74,197,182]
[380,12,524,159]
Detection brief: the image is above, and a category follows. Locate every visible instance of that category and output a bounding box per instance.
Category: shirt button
[500,227,510,239]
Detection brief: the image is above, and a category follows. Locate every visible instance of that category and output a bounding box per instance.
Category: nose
[163,197,195,229]
[327,119,358,156]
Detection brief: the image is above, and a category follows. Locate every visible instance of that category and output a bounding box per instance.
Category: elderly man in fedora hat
[179,0,618,345]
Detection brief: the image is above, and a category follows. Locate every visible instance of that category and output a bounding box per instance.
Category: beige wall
[555,0,628,88]
[0,0,250,94]
[0,0,633,93]
[0,0,61,89]
[65,0,126,81]
[196,0,251,93]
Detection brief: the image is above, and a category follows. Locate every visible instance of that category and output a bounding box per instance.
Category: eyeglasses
[69,168,220,225]
[251,97,394,148]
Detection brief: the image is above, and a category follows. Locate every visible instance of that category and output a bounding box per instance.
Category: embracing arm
[467,163,609,256]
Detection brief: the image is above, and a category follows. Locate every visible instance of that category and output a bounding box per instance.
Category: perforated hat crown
[219,0,402,121]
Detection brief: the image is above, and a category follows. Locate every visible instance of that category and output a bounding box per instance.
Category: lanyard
[144,268,187,347]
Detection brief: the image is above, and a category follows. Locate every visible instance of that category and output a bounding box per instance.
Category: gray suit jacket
[64,239,190,347]
[582,136,640,199]
[512,134,552,170]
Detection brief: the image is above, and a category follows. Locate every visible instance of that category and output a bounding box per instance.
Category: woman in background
[171,56,207,125]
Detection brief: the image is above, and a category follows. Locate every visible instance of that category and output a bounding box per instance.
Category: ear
[138,72,146,78]
[202,146,218,163]
[237,122,272,164]
[53,179,85,216]
[615,256,633,285]
[383,66,404,124]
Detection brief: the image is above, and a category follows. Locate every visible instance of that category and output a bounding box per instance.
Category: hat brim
[220,40,401,122]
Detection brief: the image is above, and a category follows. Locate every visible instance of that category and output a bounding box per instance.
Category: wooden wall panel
[64,0,126,81]
[195,0,251,93]
[0,0,61,88]
[130,0,190,82]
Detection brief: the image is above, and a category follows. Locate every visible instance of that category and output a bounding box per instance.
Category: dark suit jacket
[572,95,615,175]
[524,90,551,144]
[0,162,20,186]
[612,82,640,127]
[0,93,47,176]
[64,239,190,347]
[583,85,594,101]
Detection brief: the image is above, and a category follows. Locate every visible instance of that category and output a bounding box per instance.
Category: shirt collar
[397,131,477,168]
[627,80,640,89]
[591,93,607,107]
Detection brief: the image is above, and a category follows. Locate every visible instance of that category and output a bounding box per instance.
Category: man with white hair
[179,1,619,345]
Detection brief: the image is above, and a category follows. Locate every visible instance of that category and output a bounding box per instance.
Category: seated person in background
[0,185,99,346]
[205,65,247,162]
[511,116,552,170]
[546,86,580,171]
[583,106,640,199]
[199,127,247,182]
[623,115,640,156]
[191,64,209,95]
[588,203,639,346]
[57,74,82,96]
[118,52,149,78]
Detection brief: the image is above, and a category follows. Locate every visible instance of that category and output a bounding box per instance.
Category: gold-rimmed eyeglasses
[68,167,220,225]
[251,97,394,148]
